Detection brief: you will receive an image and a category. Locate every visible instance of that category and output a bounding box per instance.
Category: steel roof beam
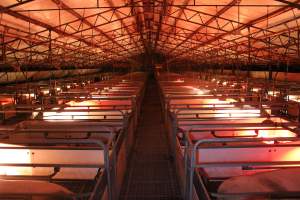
[166,0,239,55]
[274,0,300,9]
[0,6,124,56]
[129,0,148,54]
[2,27,113,63]
[150,9,298,61]
[0,0,34,11]
[0,6,138,66]
[50,0,137,57]
[105,0,143,52]
[160,0,191,52]
[154,0,167,51]
[159,3,299,50]
[156,31,287,63]
[156,27,294,61]
[167,1,300,62]
[2,22,138,54]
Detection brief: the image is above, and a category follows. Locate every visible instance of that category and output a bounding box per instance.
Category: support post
[297,30,300,58]
[268,37,272,81]
[268,64,272,81]
[247,26,251,77]
[0,33,5,63]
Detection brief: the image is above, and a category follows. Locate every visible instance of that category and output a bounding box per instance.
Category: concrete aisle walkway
[119,77,182,200]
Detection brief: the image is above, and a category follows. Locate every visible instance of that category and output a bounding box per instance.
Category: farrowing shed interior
[0,0,300,200]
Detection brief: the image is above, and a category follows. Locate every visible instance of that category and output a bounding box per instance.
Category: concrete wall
[0,69,101,84]
[207,69,300,82]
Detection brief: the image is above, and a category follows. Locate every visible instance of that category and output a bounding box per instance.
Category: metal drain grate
[119,80,183,200]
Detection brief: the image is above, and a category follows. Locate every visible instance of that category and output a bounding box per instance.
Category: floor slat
[119,78,182,200]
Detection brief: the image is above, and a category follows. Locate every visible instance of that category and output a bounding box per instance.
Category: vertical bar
[286,61,289,81]
[0,33,5,63]
[104,145,114,200]
[221,65,224,75]
[185,145,195,200]
[112,140,117,200]
[184,138,188,197]
[49,30,52,63]
[268,65,272,81]
[268,37,272,81]
[298,104,300,123]
[247,26,251,77]
[297,30,300,58]
[171,112,177,159]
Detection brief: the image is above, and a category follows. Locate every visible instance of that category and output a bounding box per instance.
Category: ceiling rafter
[0,4,137,67]
[105,0,143,52]
[2,21,139,53]
[160,0,191,51]
[156,30,288,63]
[166,0,239,55]
[1,6,121,55]
[148,7,298,62]
[0,0,34,11]
[50,0,137,56]
[153,0,167,51]
[129,0,149,54]
[274,0,300,9]
[168,0,300,62]
[0,24,115,66]
[1,0,300,68]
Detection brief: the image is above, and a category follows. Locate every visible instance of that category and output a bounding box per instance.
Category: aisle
[119,77,182,200]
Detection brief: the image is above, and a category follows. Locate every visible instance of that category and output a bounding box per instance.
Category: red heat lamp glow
[66,100,99,107]
[174,79,184,83]
[257,129,296,144]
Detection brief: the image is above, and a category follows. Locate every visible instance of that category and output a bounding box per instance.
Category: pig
[217,168,300,200]
[0,179,74,200]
